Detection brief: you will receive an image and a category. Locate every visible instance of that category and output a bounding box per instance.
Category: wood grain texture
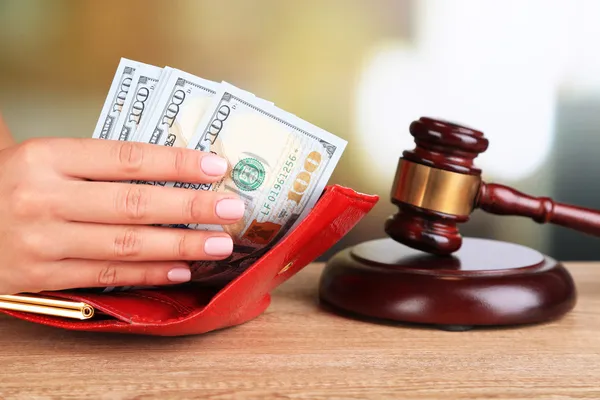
[386,117,489,256]
[478,183,600,237]
[1,262,600,399]
[319,238,577,327]
[388,117,600,257]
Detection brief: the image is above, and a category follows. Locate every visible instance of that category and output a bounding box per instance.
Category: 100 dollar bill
[110,64,164,141]
[136,69,220,149]
[132,69,220,187]
[92,58,149,140]
[168,85,347,283]
[131,67,174,142]
[91,58,347,287]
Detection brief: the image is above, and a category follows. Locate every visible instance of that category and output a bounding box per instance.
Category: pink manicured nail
[215,198,245,220]
[204,236,233,256]
[167,267,191,283]
[200,154,228,176]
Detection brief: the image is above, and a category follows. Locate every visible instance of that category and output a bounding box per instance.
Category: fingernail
[215,198,245,220]
[204,236,233,256]
[167,267,191,283]
[200,154,228,176]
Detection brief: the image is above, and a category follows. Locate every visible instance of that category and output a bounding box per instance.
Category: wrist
[0,115,15,150]
[0,138,15,151]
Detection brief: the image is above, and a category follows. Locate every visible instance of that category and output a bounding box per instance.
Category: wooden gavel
[386,117,600,256]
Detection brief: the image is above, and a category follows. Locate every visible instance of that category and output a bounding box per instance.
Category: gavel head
[384,117,490,255]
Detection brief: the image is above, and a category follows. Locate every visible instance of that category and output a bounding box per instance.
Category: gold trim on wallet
[0,294,95,320]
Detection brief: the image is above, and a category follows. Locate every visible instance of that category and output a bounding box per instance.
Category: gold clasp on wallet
[0,294,95,320]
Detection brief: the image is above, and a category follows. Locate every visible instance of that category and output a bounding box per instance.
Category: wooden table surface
[1,262,600,399]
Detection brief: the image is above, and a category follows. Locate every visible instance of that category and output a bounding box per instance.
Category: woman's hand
[0,137,244,295]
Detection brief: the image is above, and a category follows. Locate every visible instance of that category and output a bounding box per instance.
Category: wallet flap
[206,184,379,310]
[0,184,378,335]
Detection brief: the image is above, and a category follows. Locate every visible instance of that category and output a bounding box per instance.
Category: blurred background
[0,0,599,261]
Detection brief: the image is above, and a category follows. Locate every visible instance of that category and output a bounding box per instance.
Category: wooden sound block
[318,237,577,331]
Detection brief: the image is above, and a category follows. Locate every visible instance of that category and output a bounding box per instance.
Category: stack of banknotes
[91,58,347,286]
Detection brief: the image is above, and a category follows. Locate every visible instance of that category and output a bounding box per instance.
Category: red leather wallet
[0,185,378,336]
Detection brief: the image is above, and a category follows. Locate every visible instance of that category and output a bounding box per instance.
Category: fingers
[38,259,193,291]
[52,137,229,183]
[57,180,245,225]
[54,222,234,262]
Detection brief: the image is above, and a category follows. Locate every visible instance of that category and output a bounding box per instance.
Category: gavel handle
[477,183,600,236]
